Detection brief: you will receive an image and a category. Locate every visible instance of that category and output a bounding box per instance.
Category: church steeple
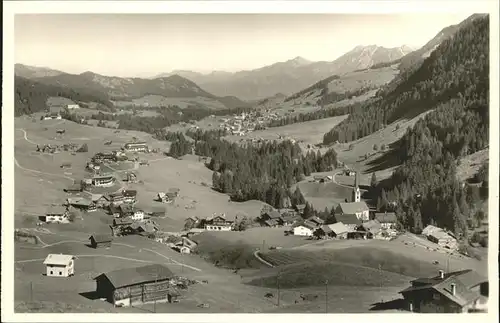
[352,171,361,202]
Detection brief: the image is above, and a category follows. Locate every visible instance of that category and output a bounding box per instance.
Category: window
[50,271,53,275]
[59,271,62,276]
[433,293,440,300]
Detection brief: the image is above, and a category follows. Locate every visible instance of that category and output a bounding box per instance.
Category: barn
[93,264,177,307]
[89,234,113,248]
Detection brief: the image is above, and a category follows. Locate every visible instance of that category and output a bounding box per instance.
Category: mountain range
[15,14,482,117]
[14,68,251,115]
[154,45,414,100]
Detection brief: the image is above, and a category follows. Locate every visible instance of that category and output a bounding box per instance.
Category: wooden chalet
[89,234,113,248]
[93,264,176,307]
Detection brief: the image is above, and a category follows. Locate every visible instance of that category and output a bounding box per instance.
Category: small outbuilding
[89,234,113,248]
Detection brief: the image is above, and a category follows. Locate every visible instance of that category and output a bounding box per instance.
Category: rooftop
[90,234,113,243]
[46,205,68,215]
[328,222,350,235]
[374,212,397,223]
[43,254,74,266]
[67,197,92,207]
[338,201,369,214]
[96,264,174,289]
[335,214,362,226]
[400,270,487,307]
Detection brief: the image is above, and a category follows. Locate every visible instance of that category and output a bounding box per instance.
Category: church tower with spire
[352,171,361,202]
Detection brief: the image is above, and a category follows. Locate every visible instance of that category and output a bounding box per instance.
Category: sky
[15,13,474,77]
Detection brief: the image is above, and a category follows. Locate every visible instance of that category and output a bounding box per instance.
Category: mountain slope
[324,14,489,144]
[27,71,250,110]
[324,14,489,236]
[15,63,64,79]
[155,45,413,100]
[14,76,114,117]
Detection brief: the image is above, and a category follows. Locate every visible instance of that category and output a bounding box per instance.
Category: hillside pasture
[14,226,285,313]
[329,110,434,181]
[296,178,353,210]
[113,95,228,111]
[326,66,399,94]
[257,235,487,278]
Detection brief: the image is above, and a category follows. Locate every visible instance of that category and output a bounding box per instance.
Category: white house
[44,206,70,223]
[293,225,314,237]
[67,104,80,110]
[205,224,232,231]
[43,254,75,277]
[131,210,145,221]
[335,201,370,222]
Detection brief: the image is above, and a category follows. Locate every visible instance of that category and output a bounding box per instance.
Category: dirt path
[18,229,202,272]
[14,157,75,182]
[16,128,38,145]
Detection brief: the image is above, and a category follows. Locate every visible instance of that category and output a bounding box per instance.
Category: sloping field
[456,148,489,182]
[296,178,353,211]
[258,236,487,278]
[326,66,399,94]
[14,116,264,232]
[113,95,227,110]
[329,110,434,181]
[246,261,411,289]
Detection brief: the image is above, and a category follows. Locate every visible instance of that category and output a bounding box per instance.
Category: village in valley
[9,10,493,316]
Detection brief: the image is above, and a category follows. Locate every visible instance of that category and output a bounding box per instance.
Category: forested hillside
[323,16,489,144]
[14,76,114,116]
[156,127,338,209]
[351,16,489,237]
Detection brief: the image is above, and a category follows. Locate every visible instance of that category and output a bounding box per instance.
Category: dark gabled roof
[90,234,113,243]
[302,220,319,229]
[307,216,324,225]
[400,270,487,307]
[264,219,279,227]
[374,212,397,223]
[335,214,362,225]
[295,204,306,211]
[123,190,137,197]
[113,218,133,225]
[265,210,282,219]
[96,264,174,289]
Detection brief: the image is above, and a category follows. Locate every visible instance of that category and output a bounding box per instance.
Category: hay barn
[93,264,177,307]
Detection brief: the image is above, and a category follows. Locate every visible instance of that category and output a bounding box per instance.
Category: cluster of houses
[218,110,281,136]
[255,172,399,241]
[36,143,81,154]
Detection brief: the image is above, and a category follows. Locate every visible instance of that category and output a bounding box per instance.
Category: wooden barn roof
[96,264,174,289]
